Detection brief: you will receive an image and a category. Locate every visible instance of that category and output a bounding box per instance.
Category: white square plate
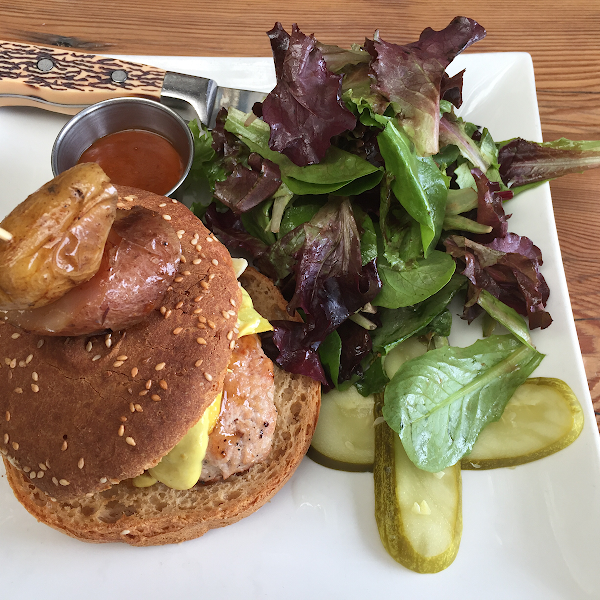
[1,53,600,600]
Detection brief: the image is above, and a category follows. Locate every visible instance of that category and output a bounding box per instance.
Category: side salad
[182,16,599,570]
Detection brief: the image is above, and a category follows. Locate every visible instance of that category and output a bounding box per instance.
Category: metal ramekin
[51,97,194,197]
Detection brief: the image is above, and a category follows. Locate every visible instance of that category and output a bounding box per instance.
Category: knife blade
[0,40,267,127]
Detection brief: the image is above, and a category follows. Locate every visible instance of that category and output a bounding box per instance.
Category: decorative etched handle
[0,40,166,114]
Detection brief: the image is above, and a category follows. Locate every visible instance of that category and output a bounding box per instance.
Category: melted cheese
[132,283,272,490]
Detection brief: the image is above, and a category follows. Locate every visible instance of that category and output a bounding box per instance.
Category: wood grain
[1,0,599,423]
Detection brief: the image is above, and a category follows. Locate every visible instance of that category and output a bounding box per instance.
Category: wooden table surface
[1,1,599,422]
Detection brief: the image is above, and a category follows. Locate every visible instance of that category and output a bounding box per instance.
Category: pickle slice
[462,377,584,470]
[375,397,462,573]
[308,386,375,472]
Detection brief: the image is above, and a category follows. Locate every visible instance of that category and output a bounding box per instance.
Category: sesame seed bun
[0,186,242,501]
[4,266,321,545]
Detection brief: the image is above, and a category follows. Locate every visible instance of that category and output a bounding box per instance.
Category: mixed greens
[184,17,597,480]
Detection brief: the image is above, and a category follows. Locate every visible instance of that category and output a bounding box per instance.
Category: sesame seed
[196,337,207,345]
[100,477,108,483]
[230,340,236,350]
[125,437,136,446]
[11,332,20,339]
[52,477,58,485]
[227,331,234,340]
[3,433,8,444]
[59,479,70,486]
[4,358,9,366]
[12,442,19,450]
[175,301,184,309]
[32,372,39,381]
[155,363,166,371]
[180,255,187,263]
[151,394,161,401]
[162,214,172,221]
[117,355,128,361]
[228,310,236,316]
[37,339,44,348]
[172,327,183,336]
[61,441,68,451]
[194,296,202,303]
[14,387,22,394]
[195,244,202,251]
[208,320,216,329]
[204,372,213,382]
[105,336,112,349]
[222,310,230,319]
[206,236,213,242]
[200,281,209,290]
[37,470,44,479]
[212,259,219,266]
[193,308,202,314]
[31,384,39,393]
[5,411,9,421]
[131,367,138,378]
[92,354,101,361]
[159,380,168,390]
[9,359,16,368]
[130,403,135,412]
[145,380,152,389]
[118,425,124,436]
[39,463,47,471]
[18,360,26,367]
[138,390,148,396]
[209,273,216,280]
[183,270,191,276]
[174,276,184,283]
[24,466,31,473]
[113,360,124,367]
[164,309,172,318]
[135,404,143,412]
[197,323,206,329]
[230,298,237,307]
[30,471,37,479]
[193,258,202,265]
[194,359,203,367]
[198,315,207,323]
[78,458,85,469]
[124,195,136,202]
[86,341,93,352]
[159,202,167,207]
[120,416,127,422]
[26,354,33,365]
[121,530,131,535]
[171,198,177,203]
[160,306,167,315]
[177,230,185,236]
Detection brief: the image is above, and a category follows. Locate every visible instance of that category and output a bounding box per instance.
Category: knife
[0,40,267,127]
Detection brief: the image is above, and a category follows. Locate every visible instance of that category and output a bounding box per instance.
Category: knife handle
[0,40,166,114]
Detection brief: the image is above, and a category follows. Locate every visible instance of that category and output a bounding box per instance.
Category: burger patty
[200,333,277,481]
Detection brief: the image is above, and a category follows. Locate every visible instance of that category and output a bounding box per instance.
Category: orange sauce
[78,129,184,195]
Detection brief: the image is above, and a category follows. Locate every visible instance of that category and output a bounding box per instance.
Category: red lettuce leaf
[261,23,357,167]
[441,69,465,108]
[472,168,513,242]
[214,153,282,214]
[445,233,552,329]
[499,137,600,188]
[366,16,485,155]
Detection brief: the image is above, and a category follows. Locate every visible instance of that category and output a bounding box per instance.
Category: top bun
[0,185,241,501]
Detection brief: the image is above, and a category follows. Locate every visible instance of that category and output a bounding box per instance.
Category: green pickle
[462,377,584,469]
[374,396,462,573]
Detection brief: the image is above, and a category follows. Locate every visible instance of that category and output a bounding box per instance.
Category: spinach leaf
[377,119,448,256]
[318,330,342,388]
[383,334,544,472]
[374,250,456,309]
[372,273,466,353]
[224,107,381,195]
[476,289,535,350]
[354,356,389,397]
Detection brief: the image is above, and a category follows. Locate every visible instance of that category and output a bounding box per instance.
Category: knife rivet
[111,69,128,83]
[36,58,54,72]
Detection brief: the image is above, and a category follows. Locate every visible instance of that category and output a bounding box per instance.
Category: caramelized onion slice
[3,207,182,336]
[0,163,117,310]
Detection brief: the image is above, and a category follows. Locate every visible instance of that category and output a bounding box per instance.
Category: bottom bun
[4,267,321,546]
